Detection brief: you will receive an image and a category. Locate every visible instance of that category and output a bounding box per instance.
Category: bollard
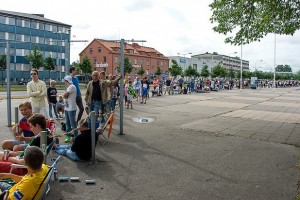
[40,131,47,164]
[90,111,96,164]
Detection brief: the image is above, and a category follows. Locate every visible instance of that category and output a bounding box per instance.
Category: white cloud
[2,0,300,71]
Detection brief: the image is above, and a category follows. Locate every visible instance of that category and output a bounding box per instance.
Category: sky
[2,0,300,72]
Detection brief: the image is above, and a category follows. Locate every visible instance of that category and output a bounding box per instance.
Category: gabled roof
[80,39,168,59]
[0,9,71,27]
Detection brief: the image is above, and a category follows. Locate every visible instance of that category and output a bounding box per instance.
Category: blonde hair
[50,80,56,85]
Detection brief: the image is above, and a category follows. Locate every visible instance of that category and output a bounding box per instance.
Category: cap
[64,75,73,83]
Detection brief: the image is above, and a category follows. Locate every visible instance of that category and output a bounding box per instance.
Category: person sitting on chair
[55,118,98,161]
[0,146,49,200]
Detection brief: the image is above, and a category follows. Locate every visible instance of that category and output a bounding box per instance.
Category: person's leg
[55,144,71,155]
[76,96,84,123]
[53,104,59,118]
[48,103,53,118]
[65,111,71,143]
[69,110,78,137]
[40,107,49,119]
[66,149,83,161]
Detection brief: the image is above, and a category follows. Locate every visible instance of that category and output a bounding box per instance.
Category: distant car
[18,81,27,85]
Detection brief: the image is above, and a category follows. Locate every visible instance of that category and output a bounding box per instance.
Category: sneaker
[64,136,71,143]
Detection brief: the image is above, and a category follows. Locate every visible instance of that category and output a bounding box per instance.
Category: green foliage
[137,66,145,78]
[44,56,55,71]
[78,55,93,77]
[228,68,235,78]
[200,65,210,78]
[184,65,200,78]
[210,0,300,45]
[275,64,292,72]
[169,60,183,77]
[212,64,226,78]
[26,46,44,69]
[0,54,6,70]
[124,57,133,75]
[155,66,162,78]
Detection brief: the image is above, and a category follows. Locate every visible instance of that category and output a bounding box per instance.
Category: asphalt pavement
[0,87,299,200]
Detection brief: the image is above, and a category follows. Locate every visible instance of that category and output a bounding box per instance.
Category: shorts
[142,87,148,97]
[127,94,133,101]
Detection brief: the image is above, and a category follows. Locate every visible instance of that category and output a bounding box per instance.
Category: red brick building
[79,39,169,77]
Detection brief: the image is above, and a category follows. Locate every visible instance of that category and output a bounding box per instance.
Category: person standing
[26,69,48,118]
[140,77,148,104]
[47,80,58,119]
[69,67,84,123]
[85,71,101,117]
[63,75,78,143]
[165,77,171,95]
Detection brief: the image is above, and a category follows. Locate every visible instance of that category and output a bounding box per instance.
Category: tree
[169,60,183,77]
[184,65,200,79]
[137,66,145,78]
[275,64,292,72]
[115,57,133,76]
[155,66,162,79]
[78,55,92,83]
[210,1,300,45]
[0,55,6,87]
[26,46,44,69]
[200,65,210,78]
[44,56,55,83]
[212,64,227,78]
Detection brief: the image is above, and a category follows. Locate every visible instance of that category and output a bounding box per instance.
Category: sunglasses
[31,73,37,76]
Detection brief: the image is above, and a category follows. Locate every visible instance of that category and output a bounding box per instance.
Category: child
[56,95,65,118]
[47,80,58,119]
[127,80,135,109]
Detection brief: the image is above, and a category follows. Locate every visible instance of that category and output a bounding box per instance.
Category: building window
[45,24,51,31]
[16,34,22,42]
[45,38,50,45]
[8,17,15,25]
[39,23,44,30]
[98,47,101,53]
[16,49,23,56]
[24,20,30,28]
[31,21,37,29]
[0,16,5,24]
[24,49,30,56]
[157,61,161,66]
[93,57,97,64]
[146,59,149,66]
[8,33,14,40]
[16,19,22,27]
[58,27,63,32]
[134,58,137,65]
[115,56,118,63]
[0,32,5,39]
[31,36,37,43]
[89,48,93,54]
[140,59,144,65]
[103,56,106,63]
[39,37,44,44]
[52,26,57,33]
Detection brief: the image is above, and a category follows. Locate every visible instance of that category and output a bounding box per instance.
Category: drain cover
[132,117,155,123]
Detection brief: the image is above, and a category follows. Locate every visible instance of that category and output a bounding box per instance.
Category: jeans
[48,103,58,118]
[65,110,78,137]
[111,97,117,110]
[88,100,101,117]
[76,96,84,123]
[55,144,83,161]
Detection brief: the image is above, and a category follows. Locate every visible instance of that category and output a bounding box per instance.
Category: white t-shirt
[65,84,77,111]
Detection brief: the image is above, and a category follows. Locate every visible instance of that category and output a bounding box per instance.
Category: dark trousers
[76,96,84,123]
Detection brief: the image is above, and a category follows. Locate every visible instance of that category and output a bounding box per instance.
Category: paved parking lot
[0,87,299,200]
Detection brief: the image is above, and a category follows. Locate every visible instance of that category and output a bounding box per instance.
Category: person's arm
[7,157,25,165]
[109,75,122,87]
[46,88,50,103]
[85,82,91,102]
[0,173,23,182]
[63,90,69,98]
[27,82,40,97]
[38,82,47,97]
